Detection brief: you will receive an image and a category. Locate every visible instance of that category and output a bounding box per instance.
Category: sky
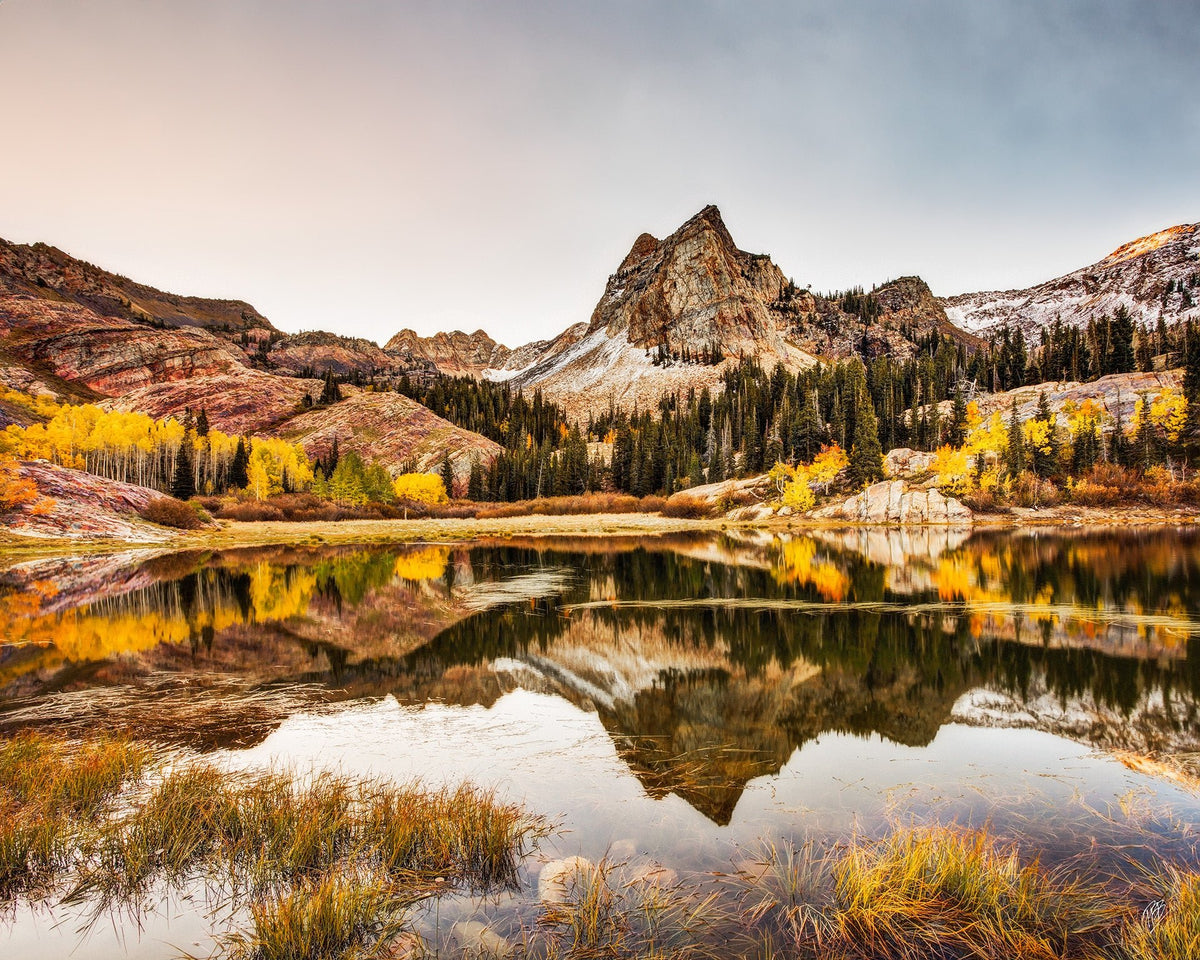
[0,0,1197,346]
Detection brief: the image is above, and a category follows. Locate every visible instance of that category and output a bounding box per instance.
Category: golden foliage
[392,472,448,505]
[393,546,451,581]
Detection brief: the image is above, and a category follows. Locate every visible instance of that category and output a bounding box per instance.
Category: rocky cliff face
[942,222,1200,335]
[0,293,246,396]
[267,331,415,378]
[385,328,512,376]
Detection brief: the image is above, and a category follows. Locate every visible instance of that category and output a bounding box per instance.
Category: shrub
[1011,472,1061,509]
[215,500,286,522]
[139,497,209,530]
[661,494,713,519]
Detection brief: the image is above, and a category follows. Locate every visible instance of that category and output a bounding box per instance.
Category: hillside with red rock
[0,238,502,475]
[280,390,503,487]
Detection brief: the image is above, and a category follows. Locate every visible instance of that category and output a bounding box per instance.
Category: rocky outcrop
[2,460,184,542]
[945,369,1181,429]
[385,328,514,376]
[883,448,937,479]
[0,294,245,396]
[815,480,972,525]
[265,331,429,381]
[279,389,502,481]
[942,221,1200,335]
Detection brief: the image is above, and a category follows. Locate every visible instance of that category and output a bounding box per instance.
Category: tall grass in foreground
[219,874,416,960]
[0,732,149,897]
[1121,867,1200,960]
[832,827,1114,959]
[533,857,725,960]
[74,765,540,907]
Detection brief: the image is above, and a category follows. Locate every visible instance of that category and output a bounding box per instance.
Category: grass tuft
[1121,867,1200,960]
[833,826,1113,959]
[0,732,148,898]
[75,764,540,906]
[220,873,414,960]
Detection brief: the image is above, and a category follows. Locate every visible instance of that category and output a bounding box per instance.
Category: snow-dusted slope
[942,223,1200,335]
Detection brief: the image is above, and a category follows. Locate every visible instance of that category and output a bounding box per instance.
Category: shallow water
[3,527,1200,956]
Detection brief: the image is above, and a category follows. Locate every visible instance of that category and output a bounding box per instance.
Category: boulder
[448,921,512,958]
[814,480,971,525]
[884,447,936,479]
[537,855,594,903]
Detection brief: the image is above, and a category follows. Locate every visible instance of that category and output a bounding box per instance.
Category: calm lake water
[3,527,1200,957]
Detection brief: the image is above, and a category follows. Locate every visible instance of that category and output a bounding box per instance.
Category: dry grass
[474,493,668,519]
[832,827,1113,959]
[535,856,724,960]
[219,873,415,960]
[1121,866,1200,960]
[0,732,149,898]
[75,765,540,906]
[661,494,715,519]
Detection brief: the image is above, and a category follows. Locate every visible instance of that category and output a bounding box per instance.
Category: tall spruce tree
[848,389,883,486]
[171,441,196,500]
[1005,399,1025,477]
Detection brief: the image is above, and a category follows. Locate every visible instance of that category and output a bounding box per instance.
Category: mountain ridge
[942,221,1200,336]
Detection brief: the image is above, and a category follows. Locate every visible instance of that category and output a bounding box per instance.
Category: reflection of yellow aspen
[249,564,318,620]
[772,539,850,602]
[392,546,450,581]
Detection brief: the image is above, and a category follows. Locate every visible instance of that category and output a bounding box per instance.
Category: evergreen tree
[171,442,196,500]
[196,408,210,437]
[948,386,967,447]
[440,454,455,499]
[848,388,883,486]
[467,458,485,501]
[1109,305,1136,374]
[1005,399,1025,477]
[1109,392,1128,465]
[1030,391,1059,477]
[229,437,250,489]
[327,437,340,480]
[1183,321,1200,454]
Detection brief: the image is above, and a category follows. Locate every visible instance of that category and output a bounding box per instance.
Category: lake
[2,527,1200,957]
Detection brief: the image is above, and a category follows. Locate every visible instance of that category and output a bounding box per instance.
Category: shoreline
[1,504,1198,558]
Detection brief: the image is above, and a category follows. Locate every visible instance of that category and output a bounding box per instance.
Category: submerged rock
[626,863,678,888]
[448,920,513,958]
[537,855,594,903]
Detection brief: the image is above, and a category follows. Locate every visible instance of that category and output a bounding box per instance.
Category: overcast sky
[0,0,1196,345]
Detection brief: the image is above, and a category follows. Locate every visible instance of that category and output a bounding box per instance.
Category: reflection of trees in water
[4,534,1200,753]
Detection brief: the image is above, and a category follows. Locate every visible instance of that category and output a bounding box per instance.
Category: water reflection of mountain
[1,532,1199,823]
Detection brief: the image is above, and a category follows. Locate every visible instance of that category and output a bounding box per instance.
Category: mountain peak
[689,204,726,228]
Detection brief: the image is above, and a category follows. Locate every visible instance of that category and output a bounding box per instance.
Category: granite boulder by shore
[815,479,972,525]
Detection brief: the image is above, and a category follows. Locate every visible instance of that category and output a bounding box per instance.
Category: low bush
[1011,473,1061,509]
[139,497,210,530]
[473,493,666,519]
[661,494,714,519]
